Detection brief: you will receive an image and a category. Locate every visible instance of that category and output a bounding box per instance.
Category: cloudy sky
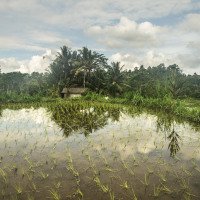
[0,0,200,74]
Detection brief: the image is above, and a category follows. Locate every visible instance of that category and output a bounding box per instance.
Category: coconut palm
[75,47,107,88]
[107,62,126,96]
[48,46,79,89]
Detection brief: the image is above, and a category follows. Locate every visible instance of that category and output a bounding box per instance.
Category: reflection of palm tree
[152,108,200,133]
[49,103,121,137]
[108,109,121,121]
[168,128,180,157]
[0,107,2,117]
[156,115,173,133]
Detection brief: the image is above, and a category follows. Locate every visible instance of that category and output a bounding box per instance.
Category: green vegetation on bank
[1,92,199,126]
[0,45,199,125]
[0,92,57,103]
[81,93,200,124]
[1,45,200,100]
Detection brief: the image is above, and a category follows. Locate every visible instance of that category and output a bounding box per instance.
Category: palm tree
[75,47,107,88]
[57,46,75,84]
[48,46,78,89]
[107,62,125,96]
[167,64,186,98]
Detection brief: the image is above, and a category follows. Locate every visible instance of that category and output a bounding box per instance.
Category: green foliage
[0,71,48,97]
[0,92,42,103]
[106,62,125,97]
[80,94,200,124]
[0,92,57,103]
[0,45,200,103]
[48,100,121,136]
[81,92,106,101]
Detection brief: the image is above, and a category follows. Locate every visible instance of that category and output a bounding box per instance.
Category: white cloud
[110,51,173,70]
[86,17,164,48]
[187,41,200,52]
[0,0,199,74]
[0,58,25,73]
[0,32,71,52]
[29,30,71,46]
[110,53,140,69]
[179,13,200,33]
[0,49,57,73]
[0,36,45,51]
[20,49,57,73]
[110,51,200,74]
[106,13,200,74]
[0,0,199,29]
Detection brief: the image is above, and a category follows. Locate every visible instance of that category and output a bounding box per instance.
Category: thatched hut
[61,87,88,98]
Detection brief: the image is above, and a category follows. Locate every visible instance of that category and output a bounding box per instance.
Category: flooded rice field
[0,102,200,200]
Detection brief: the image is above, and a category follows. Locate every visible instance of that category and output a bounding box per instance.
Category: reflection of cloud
[0,108,199,161]
[89,113,200,160]
[137,137,155,154]
[0,108,63,145]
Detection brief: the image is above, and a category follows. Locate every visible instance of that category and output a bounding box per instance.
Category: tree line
[0,46,200,99]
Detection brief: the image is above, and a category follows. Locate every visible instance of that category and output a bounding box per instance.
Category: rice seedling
[0,100,199,199]
[160,182,172,194]
[0,168,8,184]
[152,184,162,197]
[157,171,167,182]
[40,171,49,180]
[14,183,23,195]
[109,190,115,200]
[131,187,138,200]
[138,173,149,187]
[75,188,84,199]
[49,189,61,200]
[27,194,35,200]
[120,180,129,190]
[54,182,62,189]
[93,176,109,193]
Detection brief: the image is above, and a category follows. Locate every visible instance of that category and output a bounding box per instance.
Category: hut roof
[61,88,68,94]
[61,87,88,94]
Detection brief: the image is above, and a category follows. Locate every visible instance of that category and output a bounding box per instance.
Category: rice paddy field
[0,101,200,200]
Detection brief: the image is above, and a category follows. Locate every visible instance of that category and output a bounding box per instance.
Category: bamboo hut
[61,87,88,98]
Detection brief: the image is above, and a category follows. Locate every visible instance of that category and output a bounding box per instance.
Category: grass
[82,93,200,124]
[0,92,57,104]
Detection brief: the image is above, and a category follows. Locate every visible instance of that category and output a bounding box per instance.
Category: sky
[0,0,200,74]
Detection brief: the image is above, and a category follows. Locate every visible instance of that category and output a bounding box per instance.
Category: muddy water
[0,105,199,200]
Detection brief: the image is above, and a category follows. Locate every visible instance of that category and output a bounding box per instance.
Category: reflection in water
[0,106,2,117]
[0,103,199,199]
[48,103,198,158]
[0,103,199,159]
[167,127,181,157]
[48,104,121,136]
[155,114,181,157]
[156,113,173,133]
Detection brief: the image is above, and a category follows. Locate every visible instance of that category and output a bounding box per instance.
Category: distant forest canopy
[0,46,200,99]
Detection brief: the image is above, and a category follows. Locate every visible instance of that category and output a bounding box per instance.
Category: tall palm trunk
[83,70,86,88]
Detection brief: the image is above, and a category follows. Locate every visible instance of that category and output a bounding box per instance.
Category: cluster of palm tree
[48,46,126,96]
[48,46,200,98]
[1,45,199,99]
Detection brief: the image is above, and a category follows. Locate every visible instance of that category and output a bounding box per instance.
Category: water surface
[0,104,199,199]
